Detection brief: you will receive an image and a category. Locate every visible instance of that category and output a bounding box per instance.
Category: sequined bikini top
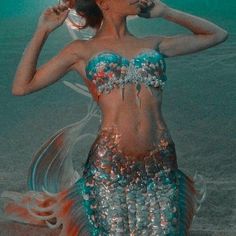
[85,47,168,106]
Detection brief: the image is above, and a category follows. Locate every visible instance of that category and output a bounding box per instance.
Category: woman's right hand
[138,0,168,18]
[37,1,70,33]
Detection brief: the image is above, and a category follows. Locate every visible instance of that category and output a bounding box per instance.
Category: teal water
[0,0,235,235]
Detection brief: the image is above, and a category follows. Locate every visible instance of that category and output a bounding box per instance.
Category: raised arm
[139,0,229,57]
[12,1,82,96]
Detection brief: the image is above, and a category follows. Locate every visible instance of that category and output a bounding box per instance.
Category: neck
[96,15,132,40]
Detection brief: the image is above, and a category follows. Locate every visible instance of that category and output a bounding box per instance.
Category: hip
[97,123,175,159]
[83,124,178,181]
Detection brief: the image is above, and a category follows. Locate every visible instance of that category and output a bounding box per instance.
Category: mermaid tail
[0,102,207,235]
[1,99,101,234]
[1,170,206,235]
[174,169,206,234]
[26,100,100,193]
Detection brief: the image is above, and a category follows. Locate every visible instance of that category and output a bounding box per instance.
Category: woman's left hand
[137,0,168,18]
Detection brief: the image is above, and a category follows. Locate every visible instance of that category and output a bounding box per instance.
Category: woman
[1,0,228,235]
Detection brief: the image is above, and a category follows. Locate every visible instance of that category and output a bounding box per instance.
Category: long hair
[67,0,103,30]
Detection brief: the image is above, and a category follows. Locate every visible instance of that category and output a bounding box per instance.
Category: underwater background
[0,0,235,235]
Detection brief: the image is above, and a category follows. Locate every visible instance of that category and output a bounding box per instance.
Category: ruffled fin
[0,98,100,235]
[192,171,207,213]
[175,170,207,234]
[26,99,99,193]
[1,183,96,235]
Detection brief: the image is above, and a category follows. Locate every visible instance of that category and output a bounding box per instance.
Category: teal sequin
[73,126,200,235]
[85,49,167,102]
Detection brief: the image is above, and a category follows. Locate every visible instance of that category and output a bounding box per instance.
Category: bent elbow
[12,86,27,96]
[222,31,229,41]
[220,30,229,41]
[215,30,229,43]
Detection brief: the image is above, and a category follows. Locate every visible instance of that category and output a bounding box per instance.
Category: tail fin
[27,99,100,193]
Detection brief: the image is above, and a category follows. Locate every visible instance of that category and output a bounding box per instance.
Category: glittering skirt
[0,125,206,236]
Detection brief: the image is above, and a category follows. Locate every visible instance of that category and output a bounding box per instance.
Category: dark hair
[68,0,103,30]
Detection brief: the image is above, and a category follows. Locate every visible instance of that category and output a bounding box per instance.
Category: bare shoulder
[60,39,87,59]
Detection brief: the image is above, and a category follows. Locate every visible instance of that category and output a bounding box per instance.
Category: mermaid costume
[0,46,206,235]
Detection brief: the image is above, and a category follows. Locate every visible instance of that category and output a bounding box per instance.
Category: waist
[94,123,175,159]
[99,111,169,155]
[84,126,178,183]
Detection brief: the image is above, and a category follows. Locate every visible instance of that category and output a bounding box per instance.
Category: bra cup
[86,50,166,81]
[85,50,167,102]
[86,53,123,81]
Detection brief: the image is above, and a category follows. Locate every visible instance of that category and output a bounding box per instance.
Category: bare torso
[71,35,170,157]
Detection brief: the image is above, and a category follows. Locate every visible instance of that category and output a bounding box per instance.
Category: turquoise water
[0,0,235,235]
[0,0,235,18]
